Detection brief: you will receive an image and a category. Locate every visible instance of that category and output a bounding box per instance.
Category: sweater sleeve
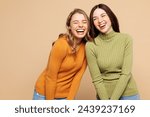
[67,58,87,100]
[85,42,109,99]
[45,38,67,100]
[111,35,133,100]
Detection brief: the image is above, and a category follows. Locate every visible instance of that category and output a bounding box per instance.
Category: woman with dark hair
[86,4,139,100]
[33,8,91,100]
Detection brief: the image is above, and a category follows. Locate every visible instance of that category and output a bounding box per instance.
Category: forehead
[71,13,87,21]
[93,8,106,16]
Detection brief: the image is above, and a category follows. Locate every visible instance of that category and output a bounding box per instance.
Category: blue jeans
[33,90,66,100]
[120,94,140,100]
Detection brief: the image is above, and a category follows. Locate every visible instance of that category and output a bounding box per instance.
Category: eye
[72,21,78,24]
[101,13,106,17]
[82,20,87,24]
[93,17,97,21]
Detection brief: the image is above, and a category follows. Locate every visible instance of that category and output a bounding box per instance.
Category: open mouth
[99,23,106,29]
[76,29,85,34]
[98,20,106,30]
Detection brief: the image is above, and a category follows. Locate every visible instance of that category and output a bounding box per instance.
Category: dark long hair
[89,4,120,38]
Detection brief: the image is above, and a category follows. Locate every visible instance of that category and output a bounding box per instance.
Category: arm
[67,58,87,100]
[111,36,133,100]
[45,39,67,100]
[85,43,109,99]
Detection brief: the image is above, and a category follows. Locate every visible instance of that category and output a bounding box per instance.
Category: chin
[100,30,108,34]
[76,35,85,39]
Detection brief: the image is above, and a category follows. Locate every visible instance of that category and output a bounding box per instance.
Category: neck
[99,30,116,40]
[74,38,82,45]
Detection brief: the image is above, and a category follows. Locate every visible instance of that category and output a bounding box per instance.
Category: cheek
[70,24,78,29]
[83,24,88,29]
[107,21,112,28]
[93,20,98,26]
[69,26,76,32]
[70,28,76,35]
[106,18,112,25]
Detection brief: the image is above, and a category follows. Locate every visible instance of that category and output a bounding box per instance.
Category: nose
[98,18,103,23]
[78,22,83,27]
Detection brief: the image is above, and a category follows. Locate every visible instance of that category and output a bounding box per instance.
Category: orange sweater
[35,36,87,100]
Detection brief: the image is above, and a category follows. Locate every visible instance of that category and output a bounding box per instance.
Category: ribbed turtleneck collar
[99,30,116,40]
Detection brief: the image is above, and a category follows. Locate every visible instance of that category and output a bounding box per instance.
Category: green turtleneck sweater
[85,31,138,100]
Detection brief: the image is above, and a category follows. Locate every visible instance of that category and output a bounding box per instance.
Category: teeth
[99,21,105,28]
[76,29,84,32]
[99,24,105,28]
[100,24,105,27]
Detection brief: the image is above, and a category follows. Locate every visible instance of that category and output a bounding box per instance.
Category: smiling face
[69,13,88,40]
[93,8,113,34]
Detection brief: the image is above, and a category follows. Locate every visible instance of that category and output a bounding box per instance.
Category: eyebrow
[72,19,87,22]
[93,13,107,17]
[101,13,107,16]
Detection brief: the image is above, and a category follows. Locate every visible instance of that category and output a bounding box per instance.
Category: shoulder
[118,33,133,48]
[85,41,96,54]
[85,41,95,48]
[54,36,68,46]
[51,36,69,53]
[116,32,133,44]
[52,35,69,50]
[118,32,132,40]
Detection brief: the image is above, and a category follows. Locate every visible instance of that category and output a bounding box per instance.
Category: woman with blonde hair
[33,8,91,100]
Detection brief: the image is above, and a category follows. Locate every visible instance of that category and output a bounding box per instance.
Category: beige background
[0,0,150,100]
